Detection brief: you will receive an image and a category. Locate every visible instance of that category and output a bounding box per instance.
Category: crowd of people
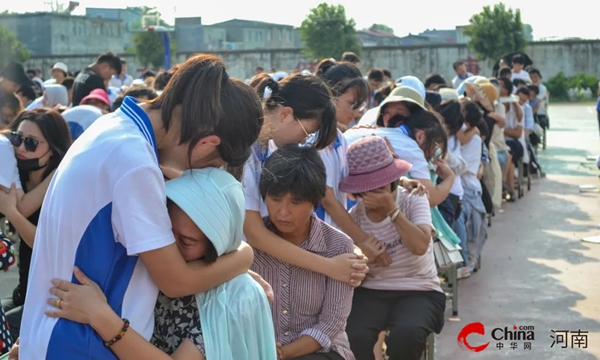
[0,49,550,360]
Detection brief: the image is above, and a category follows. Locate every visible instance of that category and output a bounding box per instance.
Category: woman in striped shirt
[251,145,355,360]
[341,136,446,360]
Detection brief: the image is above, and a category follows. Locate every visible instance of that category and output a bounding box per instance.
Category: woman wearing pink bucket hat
[341,136,445,360]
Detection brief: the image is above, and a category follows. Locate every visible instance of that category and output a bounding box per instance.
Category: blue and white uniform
[312,129,348,229]
[20,96,174,359]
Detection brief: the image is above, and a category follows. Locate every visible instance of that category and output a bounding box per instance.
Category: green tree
[369,24,393,34]
[132,31,175,69]
[299,3,361,60]
[463,3,527,62]
[0,25,30,70]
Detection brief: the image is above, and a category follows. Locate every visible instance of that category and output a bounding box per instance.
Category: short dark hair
[527,84,539,95]
[498,77,513,94]
[453,61,464,70]
[341,52,360,64]
[528,67,542,78]
[437,100,464,136]
[513,78,527,88]
[499,67,512,78]
[512,54,525,65]
[148,54,263,168]
[252,73,337,150]
[382,69,392,78]
[142,70,156,79]
[367,69,384,82]
[96,51,122,74]
[60,77,75,90]
[516,86,530,97]
[424,74,447,89]
[463,100,483,128]
[112,86,159,111]
[120,59,127,65]
[315,58,369,106]
[17,85,36,102]
[153,67,178,91]
[373,83,396,107]
[256,66,264,72]
[259,145,326,209]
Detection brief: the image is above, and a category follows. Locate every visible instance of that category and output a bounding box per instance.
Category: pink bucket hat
[339,136,412,194]
[81,89,110,107]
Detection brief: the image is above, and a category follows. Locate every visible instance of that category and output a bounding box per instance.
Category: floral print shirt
[151,292,205,356]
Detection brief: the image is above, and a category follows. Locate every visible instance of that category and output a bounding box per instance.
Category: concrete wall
[175,17,204,53]
[24,40,600,82]
[0,14,52,55]
[1,13,125,56]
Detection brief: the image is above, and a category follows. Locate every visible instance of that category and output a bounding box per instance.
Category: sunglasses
[8,132,42,152]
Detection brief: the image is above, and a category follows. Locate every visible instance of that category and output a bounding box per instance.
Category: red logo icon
[457,322,491,352]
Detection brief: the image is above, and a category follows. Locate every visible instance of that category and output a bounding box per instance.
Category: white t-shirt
[536,83,549,116]
[0,135,21,189]
[447,135,464,199]
[452,72,474,90]
[19,96,174,359]
[357,106,379,126]
[344,126,430,180]
[349,189,440,292]
[511,70,530,81]
[25,97,43,111]
[242,140,279,219]
[313,130,348,229]
[61,105,104,141]
[460,134,482,192]
[491,102,510,152]
[504,103,529,163]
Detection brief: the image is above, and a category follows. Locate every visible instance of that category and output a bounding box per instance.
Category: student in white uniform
[243,73,368,287]
[357,76,426,127]
[313,58,392,266]
[345,86,456,208]
[18,54,266,360]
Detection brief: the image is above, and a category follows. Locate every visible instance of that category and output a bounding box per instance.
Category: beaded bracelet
[104,318,130,347]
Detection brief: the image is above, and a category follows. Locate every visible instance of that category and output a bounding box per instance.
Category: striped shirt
[349,189,441,292]
[251,215,356,360]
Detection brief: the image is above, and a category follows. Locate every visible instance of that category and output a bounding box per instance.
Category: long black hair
[252,73,337,150]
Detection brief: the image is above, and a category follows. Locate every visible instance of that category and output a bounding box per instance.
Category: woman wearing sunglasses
[0,108,72,341]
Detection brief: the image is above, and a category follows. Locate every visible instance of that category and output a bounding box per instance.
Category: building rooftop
[206,18,293,28]
[0,11,122,21]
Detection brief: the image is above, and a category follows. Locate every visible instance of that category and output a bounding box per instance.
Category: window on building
[267,30,272,41]
[278,29,283,41]
[258,31,263,42]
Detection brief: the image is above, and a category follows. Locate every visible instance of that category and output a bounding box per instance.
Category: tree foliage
[0,25,30,70]
[369,24,393,34]
[132,31,175,69]
[463,3,527,61]
[299,3,361,60]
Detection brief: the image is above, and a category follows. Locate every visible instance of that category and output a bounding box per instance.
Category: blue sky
[4,0,593,40]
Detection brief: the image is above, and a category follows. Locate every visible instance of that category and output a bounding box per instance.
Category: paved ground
[436,103,600,359]
[1,104,599,358]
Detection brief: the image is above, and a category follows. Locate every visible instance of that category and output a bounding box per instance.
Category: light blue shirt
[522,102,535,131]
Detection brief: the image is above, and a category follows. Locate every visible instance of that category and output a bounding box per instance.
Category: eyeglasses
[8,132,42,152]
[296,118,310,140]
[352,101,367,113]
